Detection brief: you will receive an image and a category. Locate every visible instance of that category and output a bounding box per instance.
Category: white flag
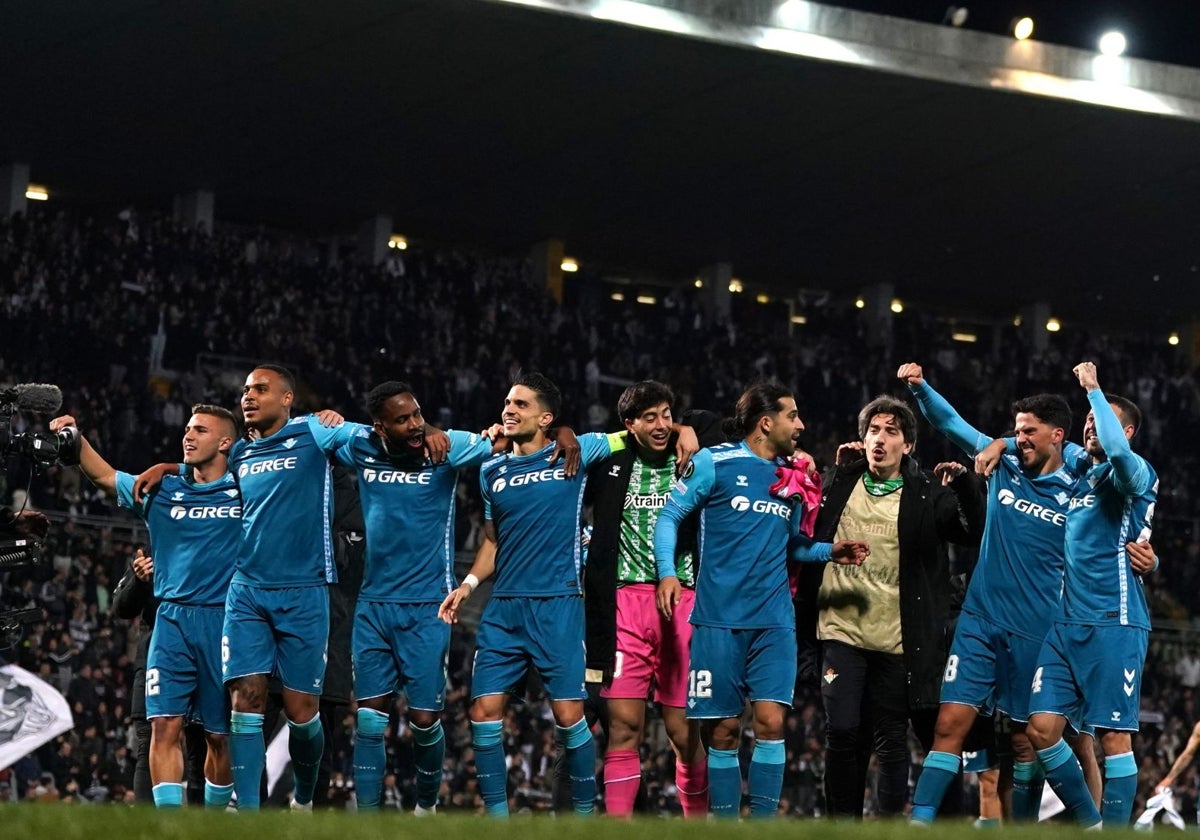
[0,663,74,771]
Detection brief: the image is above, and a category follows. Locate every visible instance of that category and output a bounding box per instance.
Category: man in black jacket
[799,395,984,819]
[583,381,716,817]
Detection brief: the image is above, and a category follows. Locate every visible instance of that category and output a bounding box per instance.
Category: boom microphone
[2,384,63,414]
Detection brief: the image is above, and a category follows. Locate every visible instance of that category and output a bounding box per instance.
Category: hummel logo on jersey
[283,438,297,449]
[224,489,238,498]
[365,455,377,463]
[1111,711,1121,722]
[736,475,749,487]
[238,456,299,477]
[730,495,792,519]
[172,492,185,501]
[498,465,507,475]
[1124,668,1136,681]
[824,669,838,684]
[1055,491,1070,506]
[608,465,621,477]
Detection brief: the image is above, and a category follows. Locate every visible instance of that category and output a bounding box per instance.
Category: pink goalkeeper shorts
[601,583,694,707]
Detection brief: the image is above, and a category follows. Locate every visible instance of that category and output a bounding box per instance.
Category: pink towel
[771,456,823,598]
[770,456,822,537]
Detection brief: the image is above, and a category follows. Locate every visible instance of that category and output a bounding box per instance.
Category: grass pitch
[0,807,1141,840]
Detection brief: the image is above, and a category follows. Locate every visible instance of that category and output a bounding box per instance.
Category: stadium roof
[3,0,1200,331]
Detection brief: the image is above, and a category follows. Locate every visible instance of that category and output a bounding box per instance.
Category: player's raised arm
[898,362,992,456]
[1157,721,1200,793]
[50,415,118,496]
[1074,363,1152,494]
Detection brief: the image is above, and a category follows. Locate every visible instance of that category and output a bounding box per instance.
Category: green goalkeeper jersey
[617,456,695,586]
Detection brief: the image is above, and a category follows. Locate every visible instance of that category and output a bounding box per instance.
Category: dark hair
[191,403,239,438]
[512,371,562,419]
[367,381,415,420]
[1105,393,1142,435]
[617,380,675,423]
[253,363,295,393]
[723,381,793,439]
[1011,393,1072,434]
[858,395,917,443]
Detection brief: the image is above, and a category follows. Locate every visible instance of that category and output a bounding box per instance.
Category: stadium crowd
[2,205,1200,818]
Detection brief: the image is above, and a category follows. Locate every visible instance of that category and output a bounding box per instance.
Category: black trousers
[820,639,911,818]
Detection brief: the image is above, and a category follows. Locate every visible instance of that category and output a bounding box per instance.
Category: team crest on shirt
[283,438,297,449]
[824,668,838,684]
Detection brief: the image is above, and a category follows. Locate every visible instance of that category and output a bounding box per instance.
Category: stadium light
[636,294,656,305]
[1045,317,1062,332]
[561,257,579,272]
[1013,315,1022,327]
[1012,17,1034,40]
[1169,332,1180,346]
[790,315,808,325]
[610,292,625,302]
[25,184,48,201]
[1098,31,1126,56]
[693,278,703,288]
[951,332,977,343]
[890,298,904,314]
[756,293,770,304]
[854,297,865,309]
[943,6,968,27]
[775,0,809,29]
[388,235,407,250]
[729,278,744,293]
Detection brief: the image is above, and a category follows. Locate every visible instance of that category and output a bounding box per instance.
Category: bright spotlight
[755,293,770,304]
[610,292,625,302]
[388,235,407,250]
[728,279,744,293]
[854,297,865,309]
[1098,30,1126,56]
[561,257,579,272]
[1045,317,1061,332]
[25,184,49,201]
[1168,332,1180,346]
[693,278,703,288]
[1012,17,1034,40]
[890,299,904,314]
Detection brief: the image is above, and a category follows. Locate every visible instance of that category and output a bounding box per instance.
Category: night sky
[817,1,1200,67]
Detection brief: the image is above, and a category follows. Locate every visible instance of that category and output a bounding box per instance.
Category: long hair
[722,381,792,439]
